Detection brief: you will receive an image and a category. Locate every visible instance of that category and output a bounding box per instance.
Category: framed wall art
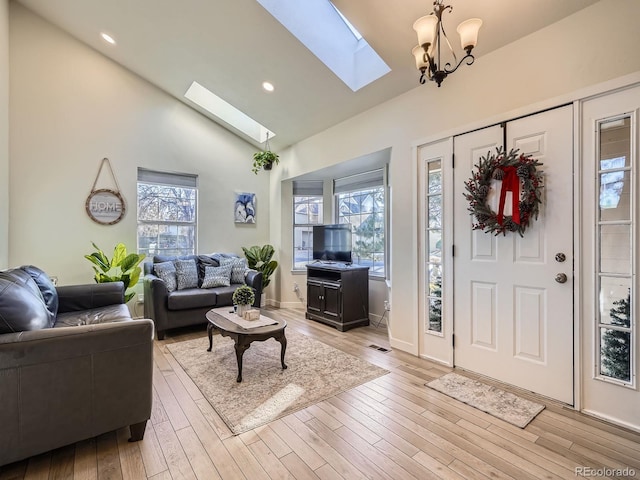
[234,192,256,224]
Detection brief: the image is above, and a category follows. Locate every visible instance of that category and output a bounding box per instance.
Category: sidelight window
[425,159,443,334]
[595,115,635,386]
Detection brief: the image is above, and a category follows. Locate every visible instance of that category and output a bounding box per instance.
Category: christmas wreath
[463,147,544,236]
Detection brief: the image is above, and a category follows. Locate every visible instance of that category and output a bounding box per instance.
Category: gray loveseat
[0,265,153,467]
[143,253,262,339]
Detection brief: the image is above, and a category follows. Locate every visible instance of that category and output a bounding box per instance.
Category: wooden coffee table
[206,307,287,382]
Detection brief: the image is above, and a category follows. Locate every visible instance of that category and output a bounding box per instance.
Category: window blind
[293,180,324,196]
[333,168,384,194]
[137,168,198,188]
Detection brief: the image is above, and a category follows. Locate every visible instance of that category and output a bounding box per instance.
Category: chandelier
[412,1,482,87]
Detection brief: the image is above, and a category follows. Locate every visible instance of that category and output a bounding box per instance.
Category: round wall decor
[85,188,126,225]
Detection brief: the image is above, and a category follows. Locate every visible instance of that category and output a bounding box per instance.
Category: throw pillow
[174,259,199,290]
[197,255,220,285]
[221,257,249,284]
[154,261,177,292]
[201,264,233,288]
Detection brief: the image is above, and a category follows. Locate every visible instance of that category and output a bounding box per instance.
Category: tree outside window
[337,187,385,275]
[137,176,197,257]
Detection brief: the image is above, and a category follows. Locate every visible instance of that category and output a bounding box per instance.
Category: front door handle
[555,273,567,284]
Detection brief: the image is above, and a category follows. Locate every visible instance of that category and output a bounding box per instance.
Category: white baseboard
[266,299,305,309]
[581,409,640,434]
[389,335,418,355]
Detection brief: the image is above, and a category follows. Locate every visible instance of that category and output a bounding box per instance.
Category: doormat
[426,372,545,428]
[167,330,389,434]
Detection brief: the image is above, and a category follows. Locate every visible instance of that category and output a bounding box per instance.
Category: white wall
[8,3,271,287]
[0,0,8,269]
[272,0,640,354]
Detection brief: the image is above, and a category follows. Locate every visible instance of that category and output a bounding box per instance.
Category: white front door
[453,106,574,404]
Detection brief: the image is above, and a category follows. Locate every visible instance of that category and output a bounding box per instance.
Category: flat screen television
[312,224,352,263]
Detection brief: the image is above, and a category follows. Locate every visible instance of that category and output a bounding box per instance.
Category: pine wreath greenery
[463,147,544,236]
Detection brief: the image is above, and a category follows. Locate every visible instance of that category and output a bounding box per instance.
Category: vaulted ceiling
[16,0,599,150]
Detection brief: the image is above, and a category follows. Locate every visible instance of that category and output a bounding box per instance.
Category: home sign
[85,188,126,225]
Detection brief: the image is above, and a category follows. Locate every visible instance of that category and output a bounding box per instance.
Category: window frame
[137,169,198,258]
[425,159,443,336]
[292,194,324,271]
[593,114,636,388]
[334,169,388,277]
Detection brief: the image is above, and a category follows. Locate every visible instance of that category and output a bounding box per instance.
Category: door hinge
[452,244,455,257]
[452,153,455,169]
[452,333,455,348]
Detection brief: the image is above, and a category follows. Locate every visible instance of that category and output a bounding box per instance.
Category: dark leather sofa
[0,265,153,467]
[143,254,262,339]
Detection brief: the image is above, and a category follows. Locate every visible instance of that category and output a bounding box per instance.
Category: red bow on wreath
[496,166,520,226]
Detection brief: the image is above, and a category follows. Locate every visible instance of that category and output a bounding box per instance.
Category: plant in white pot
[232,284,255,317]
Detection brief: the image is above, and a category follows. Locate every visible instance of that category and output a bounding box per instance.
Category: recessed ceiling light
[262,82,275,92]
[100,32,116,45]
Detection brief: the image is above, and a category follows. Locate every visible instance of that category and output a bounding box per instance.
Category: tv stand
[305,264,369,331]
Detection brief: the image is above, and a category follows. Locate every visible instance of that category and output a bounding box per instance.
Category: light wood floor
[2,307,640,480]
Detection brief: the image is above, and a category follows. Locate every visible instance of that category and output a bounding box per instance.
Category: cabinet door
[322,282,341,320]
[307,280,323,314]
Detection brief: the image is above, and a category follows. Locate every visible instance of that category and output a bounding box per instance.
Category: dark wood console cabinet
[305,263,369,331]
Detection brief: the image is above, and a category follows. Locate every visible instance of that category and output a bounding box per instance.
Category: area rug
[426,372,545,428]
[167,330,389,434]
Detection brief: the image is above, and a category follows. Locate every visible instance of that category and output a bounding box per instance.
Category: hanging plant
[251,132,279,174]
[252,150,279,174]
[463,147,544,236]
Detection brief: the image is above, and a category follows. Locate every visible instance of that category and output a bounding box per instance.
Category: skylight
[330,2,362,41]
[255,0,390,92]
[184,81,275,144]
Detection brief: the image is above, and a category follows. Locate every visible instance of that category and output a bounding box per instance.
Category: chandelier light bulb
[457,18,482,51]
[413,15,438,49]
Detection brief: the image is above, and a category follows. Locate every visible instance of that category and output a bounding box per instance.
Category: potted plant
[252,150,279,174]
[232,284,255,317]
[84,242,146,303]
[242,244,278,292]
[251,132,279,174]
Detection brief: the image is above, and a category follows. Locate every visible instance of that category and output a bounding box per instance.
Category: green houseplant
[252,150,279,174]
[232,284,256,317]
[242,244,278,292]
[232,284,255,306]
[251,132,279,174]
[84,242,146,303]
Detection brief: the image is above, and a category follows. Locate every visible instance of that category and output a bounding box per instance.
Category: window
[293,181,323,270]
[425,159,443,333]
[335,169,386,275]
[255,0,389,91]
[595,116,635,386]
[137,168,198,257]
